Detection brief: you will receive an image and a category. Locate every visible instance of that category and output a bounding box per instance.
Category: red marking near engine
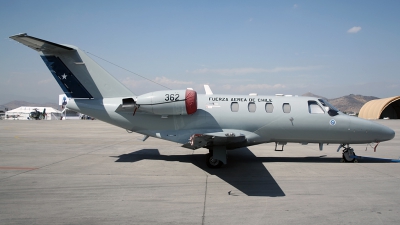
[185,89,198,115]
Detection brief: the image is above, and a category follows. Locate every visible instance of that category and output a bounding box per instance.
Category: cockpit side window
[308,101,324,114]
[318,99,340,116]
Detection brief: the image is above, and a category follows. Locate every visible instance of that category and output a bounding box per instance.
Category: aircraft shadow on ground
[112,148,395,197]
[113,147,286,197]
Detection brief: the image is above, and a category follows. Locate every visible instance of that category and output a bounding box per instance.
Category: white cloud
[237,84,286,92]
[37,78,53,85]
[293,4,298,9]
[191,66,323,75]
[122,76,193,89]
[121,77,139,88]
[222,84,232,90]
[347,26,362,33]
[153,76,193,86]
[222,83,286,92]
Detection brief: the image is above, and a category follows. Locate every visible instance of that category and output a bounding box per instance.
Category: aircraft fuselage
[67,94,395,148]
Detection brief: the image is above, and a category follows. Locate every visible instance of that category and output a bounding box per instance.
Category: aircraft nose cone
[373,123,395,142]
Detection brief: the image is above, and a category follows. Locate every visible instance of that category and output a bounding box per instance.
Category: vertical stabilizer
[10,33,133,99]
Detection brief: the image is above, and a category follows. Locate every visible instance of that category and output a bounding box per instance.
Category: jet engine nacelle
[135,89,197,116]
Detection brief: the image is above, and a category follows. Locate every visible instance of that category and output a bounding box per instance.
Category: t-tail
[10,33,134,99]
[9,33,197,131]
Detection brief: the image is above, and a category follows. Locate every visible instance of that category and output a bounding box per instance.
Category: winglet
[204,85,213,95]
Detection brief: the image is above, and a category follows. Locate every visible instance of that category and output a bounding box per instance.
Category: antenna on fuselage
[204,85,213,95]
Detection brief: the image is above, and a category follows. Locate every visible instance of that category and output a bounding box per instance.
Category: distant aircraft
[29,108,46,120]
[6,114,21,120]
[10,33,395,168]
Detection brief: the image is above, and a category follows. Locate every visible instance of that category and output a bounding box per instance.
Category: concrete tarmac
[0,120,400,224]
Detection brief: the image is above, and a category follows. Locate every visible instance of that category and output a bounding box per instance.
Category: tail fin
[10,33,133,99]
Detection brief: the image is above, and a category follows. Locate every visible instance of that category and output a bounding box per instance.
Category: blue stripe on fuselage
[41,55,93,98]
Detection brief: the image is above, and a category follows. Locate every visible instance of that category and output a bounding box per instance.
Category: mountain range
[1,93,379,114]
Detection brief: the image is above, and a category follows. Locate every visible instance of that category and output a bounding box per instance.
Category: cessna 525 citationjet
[10,33,395,168]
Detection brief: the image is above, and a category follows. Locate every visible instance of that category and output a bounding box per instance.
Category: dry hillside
[328,94,378,113]
[302,93,379,113]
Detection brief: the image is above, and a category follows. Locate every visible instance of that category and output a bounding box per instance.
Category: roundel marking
[329,119,336,126]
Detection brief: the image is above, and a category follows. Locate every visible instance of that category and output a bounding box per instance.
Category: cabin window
[231,102,239,112]
[265,103,274,113]
[308,101,324,114]
[282,103,291,113]
[248,102,256,112]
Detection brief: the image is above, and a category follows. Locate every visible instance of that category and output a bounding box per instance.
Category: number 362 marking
[165,94,180,101]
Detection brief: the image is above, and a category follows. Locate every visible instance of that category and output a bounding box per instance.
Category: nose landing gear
[337,144,358,163]
[342,147,357,163]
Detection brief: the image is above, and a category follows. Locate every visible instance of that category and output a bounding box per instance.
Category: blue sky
[1,0,399,104]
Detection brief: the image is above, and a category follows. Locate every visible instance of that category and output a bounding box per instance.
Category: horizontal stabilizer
[10,33,73,52]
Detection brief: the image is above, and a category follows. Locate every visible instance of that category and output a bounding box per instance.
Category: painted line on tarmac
[0,166,38,170]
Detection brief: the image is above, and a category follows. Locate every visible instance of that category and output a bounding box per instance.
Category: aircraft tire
[342,149,356,162]
[206,153,223,168]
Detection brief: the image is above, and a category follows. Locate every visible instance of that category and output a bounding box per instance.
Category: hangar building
[359,96,400,119]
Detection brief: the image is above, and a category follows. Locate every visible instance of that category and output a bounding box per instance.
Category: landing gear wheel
[342,148,356,162]
[206,153,223,168]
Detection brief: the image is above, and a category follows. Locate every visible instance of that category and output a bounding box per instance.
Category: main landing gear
[338,144,357,163]
[206,152,223,168]
[206,146,227,168]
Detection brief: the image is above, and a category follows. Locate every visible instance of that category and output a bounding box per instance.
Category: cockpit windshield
[318,99,341,115]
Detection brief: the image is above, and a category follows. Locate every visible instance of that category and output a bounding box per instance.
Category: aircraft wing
[182,131,247,150]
